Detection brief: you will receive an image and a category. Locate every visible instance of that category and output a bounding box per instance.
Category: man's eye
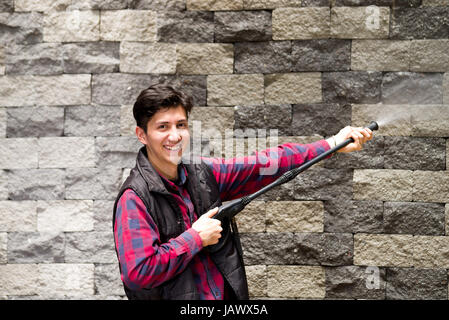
[178,123,187,128]
[158,125,166,129]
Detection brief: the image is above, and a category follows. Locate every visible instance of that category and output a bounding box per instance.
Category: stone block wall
[0,0,448,300]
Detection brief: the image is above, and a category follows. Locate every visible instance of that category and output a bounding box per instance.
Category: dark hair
[133,83,193,132]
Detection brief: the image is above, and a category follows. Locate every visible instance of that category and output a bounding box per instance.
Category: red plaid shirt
[114,140,331,299]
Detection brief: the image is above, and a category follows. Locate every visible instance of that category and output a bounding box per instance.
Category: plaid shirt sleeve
[114,189,203,290]
[201,140,331,201]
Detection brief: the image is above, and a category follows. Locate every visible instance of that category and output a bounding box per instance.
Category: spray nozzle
[367,121,379,131]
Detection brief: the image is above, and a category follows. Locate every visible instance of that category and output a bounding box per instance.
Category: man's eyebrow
[155,119,187,124]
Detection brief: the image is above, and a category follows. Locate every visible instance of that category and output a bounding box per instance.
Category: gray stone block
[7,169,65,200]
[70,0,128,9]
[157,10,213,43]
[7,232,65,263]
[326,266,386,299]
[381,72,443,105]
[391,7,449,39]
[65,106,121,137]
[292,39,351,72]
[62,42,120,74]
[322,72,382,104]
[0,12,43,45]
[324,200,384,233]
[65,231,116,263]
[128,0,185,10]
[65,167,122,200]
[383,136,446,171]
[292,103,351,137]
[7,106,64,137]
[386,268,448,299]
[384,202,445,235]
[234,41,291,74]
[0,0,13,11]
[95,137,141,168]
[294,168,353,201]
[92,74,206,106]
[334,0,420,5]
[214,10,272,43]
[5,43,62,75]
[234,104,292,136]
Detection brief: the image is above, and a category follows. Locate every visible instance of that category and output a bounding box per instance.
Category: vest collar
[136,146,177,194]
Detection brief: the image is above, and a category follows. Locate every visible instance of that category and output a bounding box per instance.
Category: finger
[205,207,219,218]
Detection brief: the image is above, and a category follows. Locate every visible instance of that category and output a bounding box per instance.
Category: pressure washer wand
[212,121,379,221]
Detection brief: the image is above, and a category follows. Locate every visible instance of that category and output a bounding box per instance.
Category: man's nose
[168,126,182,142]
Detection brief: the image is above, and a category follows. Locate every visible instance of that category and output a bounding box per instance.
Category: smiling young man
[113,83,373,300]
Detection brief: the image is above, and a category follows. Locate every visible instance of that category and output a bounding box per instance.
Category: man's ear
[135,126,147,145]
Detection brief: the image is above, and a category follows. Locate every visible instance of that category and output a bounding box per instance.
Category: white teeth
[164,145,181,151]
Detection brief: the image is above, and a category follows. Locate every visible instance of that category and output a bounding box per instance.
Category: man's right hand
[192,207,222,247]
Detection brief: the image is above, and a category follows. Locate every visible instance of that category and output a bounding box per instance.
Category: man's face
[136,105,190,172]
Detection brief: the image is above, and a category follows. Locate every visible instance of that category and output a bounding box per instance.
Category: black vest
[113,147,249,300]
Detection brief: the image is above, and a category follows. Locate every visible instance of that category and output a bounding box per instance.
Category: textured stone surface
[0,264,39,296]
[65,106,121,137]
[0,0,13,11]
[410,105,449,137]
[294,168,353,201]
[65,231,116,263]
[189,106,235,137]
[0,201,37,232]
[331,6,390,39]
[444,73,449,105]
[292,39,351,72]
[0,233,6,264]
[234,201,266,233]
[177,43,234,75]
[390,7,449,39]
[62,42,120,74]
[413,171,449,203]
[0,138,38,169]
[384,202,445,235]
[15,0,72,11]
[245,265,267,297]
[120,42,177,74]
[68,0,129,9]
[129,0,185,11]
[292,103,351,137]
[382,72,443,105]
[95,137,141,168]
[265,201,324,232]
[8,232,65,263]
[410,40,449,72]
[38,264,94,297]
[0,12,43,45]
[43,10,100,42]
[265,73,322,104]
[186,0,244,10]
[0,75,91,107]
[386,268,448,300]
[207,74,264,106]
[383,137,446,170]
[234,104,292,136]
[353,169,413,201]
[322,72,382,104]
[95,263,124,296]
[65,167,122,200]
[5,43,63,75]
[6,169,65,200]
[92,73,207,106]
[157,10,213,42]
[37,200,94,232]
[0,108,5,137]
[334,0,420,5]
[7,106,64,137]
[240,232,353,266]
[354,234,415,267]
[324,200,384,233]
[215,10,271,43]
[351,40,410,71]
[413,236,449,268]
[267,265,325,298]
[100,10,157,41]
[272,7,330,40]
[38,137,95,168]
[325,266,386,299]
[234,41,291,74]
[244,0,304,8]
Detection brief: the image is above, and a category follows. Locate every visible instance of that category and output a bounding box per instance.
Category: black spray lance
[211,121,379,221]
